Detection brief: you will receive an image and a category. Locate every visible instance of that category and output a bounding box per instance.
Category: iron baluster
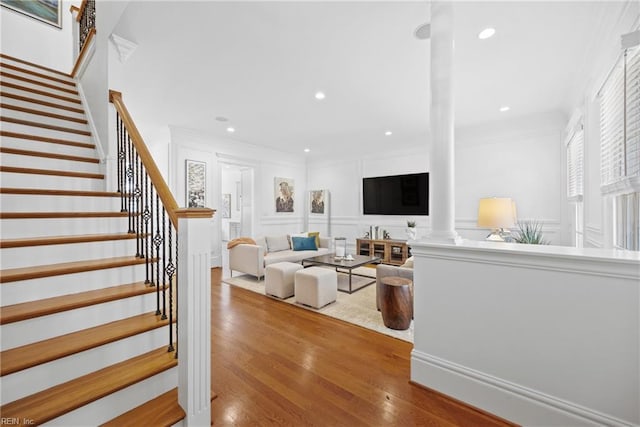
[154,193,162,315]
[161,209,167,320]
[127,135,134,233]
[143,176,151,284]
[134,153,142,257]
[166,223,175,352]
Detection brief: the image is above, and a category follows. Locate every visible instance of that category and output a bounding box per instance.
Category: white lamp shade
[477,198,516,229]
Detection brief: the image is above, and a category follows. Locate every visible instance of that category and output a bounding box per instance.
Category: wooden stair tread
[0,81,81,104]
[0,211,129,219]
[0,62,76,87]
[1,116,91,136]
[0,102,88,124]
[0,130,95,149]
[0,53,73,79]
[0,71,79,95]
[0,146,99,163]
[0,281,156,325]
[0,347,177,425]
[0,92,85,114]
[0,166,103,179]
[0,188,120,197]
[1,312,170,376]
[100,388,185,427]
[1,232,139,248]
[0,256,147,283]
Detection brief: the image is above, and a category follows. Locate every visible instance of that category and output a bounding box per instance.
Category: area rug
[222,267,413,342]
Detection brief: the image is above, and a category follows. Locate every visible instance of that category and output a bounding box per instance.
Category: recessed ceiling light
[226,127,235,133]
[315,91,326,100]
[215,116,228,122]
[499,106,510,112]
[304,148,310,153]
[385,131,393,136]
[478,28,496,40]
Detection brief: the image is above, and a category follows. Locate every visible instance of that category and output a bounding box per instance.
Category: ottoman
[294,267,337,309]
[265,262,304,299]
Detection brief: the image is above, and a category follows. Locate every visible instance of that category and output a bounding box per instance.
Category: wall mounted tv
[363,172,429,215]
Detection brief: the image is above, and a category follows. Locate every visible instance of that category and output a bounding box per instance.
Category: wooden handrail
[71,28,95,78]
[109,90,179,229]
[76,0,88,22]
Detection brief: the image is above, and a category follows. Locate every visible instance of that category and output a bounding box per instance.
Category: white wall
[169,126,307,267]
[308,112,565,251]
[456,111,565,243]
[0,0,78,72]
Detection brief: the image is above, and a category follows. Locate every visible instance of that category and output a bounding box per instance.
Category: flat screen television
[363,172,429,215]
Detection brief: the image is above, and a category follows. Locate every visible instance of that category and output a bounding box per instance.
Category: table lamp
[477,197,517,241]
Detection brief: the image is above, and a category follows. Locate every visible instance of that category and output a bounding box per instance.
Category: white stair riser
[45,367,178,427]
[0,67,76,91]
[1,105,89,132]
[0,194,120,212]
[0,136,95,157]
[0,85,82,111]
[0,172,104,191]
[1,75,80,101]
[0,95,86,121]
[1,265,150,305]
[0,217,129,238]
[1,326,173,403]
[2,239,139,269]
[1,153,101,174]
[0,60,75,84]
[0,121,92,143]
[1,292,162,350]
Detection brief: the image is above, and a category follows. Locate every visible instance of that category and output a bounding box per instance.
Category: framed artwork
[222,193,231,218]
[1,0,62,28]
[274,177,294,213]
[185,159,206,208]
[309,190,328,216]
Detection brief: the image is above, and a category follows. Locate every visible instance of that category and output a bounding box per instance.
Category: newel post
[176,208,215,426]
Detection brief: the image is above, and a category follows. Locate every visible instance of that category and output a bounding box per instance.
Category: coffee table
[302,254,381,293]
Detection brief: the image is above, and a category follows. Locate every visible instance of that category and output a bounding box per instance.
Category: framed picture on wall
[274,177,294,213]
[222,193,231,218]
[309,189,328,216]
[186,159,206,208]
[1,0,62,28]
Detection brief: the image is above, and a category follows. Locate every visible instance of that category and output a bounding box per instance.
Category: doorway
[220,163,254,241]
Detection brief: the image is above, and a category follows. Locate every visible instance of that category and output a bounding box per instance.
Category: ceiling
[113,1,628,159]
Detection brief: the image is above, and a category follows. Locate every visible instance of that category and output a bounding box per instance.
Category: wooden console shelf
[356,238,410,266]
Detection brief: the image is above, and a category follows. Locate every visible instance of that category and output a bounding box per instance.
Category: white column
[425,1,461,244]
[177,208,215,426]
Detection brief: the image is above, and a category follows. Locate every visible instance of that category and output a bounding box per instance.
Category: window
[566,126,584,247]
[599,43,640,250]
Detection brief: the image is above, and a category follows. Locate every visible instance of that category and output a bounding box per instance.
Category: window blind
[600,45,640,187]
[567,127,584,198]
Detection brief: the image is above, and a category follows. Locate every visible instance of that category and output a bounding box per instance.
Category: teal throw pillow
[292,236,318,251]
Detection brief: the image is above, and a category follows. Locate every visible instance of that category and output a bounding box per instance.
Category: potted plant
[513,220,548,245]
[406,220,417,240]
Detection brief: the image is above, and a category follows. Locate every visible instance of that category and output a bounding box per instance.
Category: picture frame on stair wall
[1,0,62,28]
[186,159,206,208]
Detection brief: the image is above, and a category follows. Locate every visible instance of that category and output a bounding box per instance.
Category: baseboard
[411,350,636,427]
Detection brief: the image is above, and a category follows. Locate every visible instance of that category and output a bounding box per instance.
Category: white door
[240,167,253,237]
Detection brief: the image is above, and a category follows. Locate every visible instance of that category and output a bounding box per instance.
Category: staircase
[0,54,185,425]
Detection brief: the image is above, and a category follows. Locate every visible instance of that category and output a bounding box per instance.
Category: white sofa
[228,234,332,280]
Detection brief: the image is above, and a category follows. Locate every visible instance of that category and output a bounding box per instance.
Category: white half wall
[410,240,640,426]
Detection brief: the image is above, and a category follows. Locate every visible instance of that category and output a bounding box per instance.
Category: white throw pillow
[266,235,290,252]
[401,256,414,269]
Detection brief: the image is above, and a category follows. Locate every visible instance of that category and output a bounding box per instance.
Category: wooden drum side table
[379,276,413,330]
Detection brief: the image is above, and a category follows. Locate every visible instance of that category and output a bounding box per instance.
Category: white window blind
[567,127,584,198]
[600,45,640,187]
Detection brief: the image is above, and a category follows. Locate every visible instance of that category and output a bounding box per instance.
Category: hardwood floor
[210,268,517,426]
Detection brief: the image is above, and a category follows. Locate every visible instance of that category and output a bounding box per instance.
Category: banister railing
[109,90,180,354]
[77,0,95,55]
